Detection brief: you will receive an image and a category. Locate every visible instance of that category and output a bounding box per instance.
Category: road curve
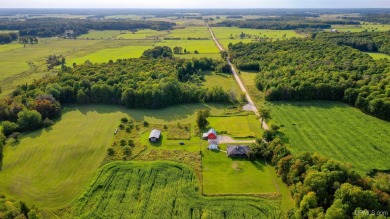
[206,23,269,130]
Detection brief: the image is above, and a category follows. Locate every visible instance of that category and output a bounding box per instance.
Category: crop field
[212,27,304,48]
[365,52,390,60]
[60,161,280,219]
[269,101,390,174]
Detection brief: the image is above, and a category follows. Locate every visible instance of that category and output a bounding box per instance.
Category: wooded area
[229,38,390,121]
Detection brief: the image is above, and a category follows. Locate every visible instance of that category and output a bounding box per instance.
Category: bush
[2,121,18,136]
[123,146,131,156]
[120,139,126,146]
[107,148,115,156]
[121,117,128,123]
[43,118,54,127]
[143,121,149,127]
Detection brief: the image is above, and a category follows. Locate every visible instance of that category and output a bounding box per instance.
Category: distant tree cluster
[46,55,65,70]
[345,14,390,24]
[18,36,38,44]
[0,32,17,44]
[215,16,359,30]
[0,18,175,37]
[315,31,390,55]
[250,138,390,219]
[229,39,390,121]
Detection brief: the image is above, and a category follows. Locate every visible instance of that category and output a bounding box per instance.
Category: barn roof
[227,145,250,156]
[149,129,161,139]
[207,128,216,135]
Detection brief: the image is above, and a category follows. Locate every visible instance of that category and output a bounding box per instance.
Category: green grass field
[166,26,211,39]
[203,72,238,91]
[365,52,390,60]
[208,115,262,138]
[0,43,23,53]
[59,161,280,218]
[202,149,277,194]
[78,30,122,39]
[0,104,230,208]
[329,24,390,32]
[269,101,390,174]
[212,27,304,48]
[67,45,153,64]
[157,39,220,55]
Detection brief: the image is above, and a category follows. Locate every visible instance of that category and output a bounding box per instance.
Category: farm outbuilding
[203,128,217,140]
[149,129,161,142]
[208,139,219,150]
[227,145,250,158]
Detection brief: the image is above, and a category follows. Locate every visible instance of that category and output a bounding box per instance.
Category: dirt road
[206,23,269,130]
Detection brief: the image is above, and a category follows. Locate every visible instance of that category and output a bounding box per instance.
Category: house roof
[208,139,219,145]
[227,145,250,156]
[149,129,161,139]
[207,128,216,135]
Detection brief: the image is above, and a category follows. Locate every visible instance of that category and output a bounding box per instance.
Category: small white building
[208,139,219,150]
[149,129,161,142]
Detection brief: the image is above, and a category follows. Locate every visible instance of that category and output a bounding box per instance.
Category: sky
[0,0,389,8]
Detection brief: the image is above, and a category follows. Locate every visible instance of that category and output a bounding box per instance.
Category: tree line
[314,31,390,55]
[0,18,175,37]
[214,16,360,30]
[250,137,390,218]
[0,32,17,44]
[0,47,233,137]
[228,39,390,121]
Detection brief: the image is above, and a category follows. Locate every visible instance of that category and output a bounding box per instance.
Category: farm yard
[58,161,280,219]
[269,101,390,174]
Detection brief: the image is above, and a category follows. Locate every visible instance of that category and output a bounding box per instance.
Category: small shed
[208,139,219,150]
[227,145,250,158]
[208,144,219,150]
[203,128,217,140]
[149,129,161,142]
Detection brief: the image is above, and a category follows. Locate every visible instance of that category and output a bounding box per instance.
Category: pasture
[269,101,390,174]
[166,26,211,39]
[59,161,280,219]
[203,72,239,91]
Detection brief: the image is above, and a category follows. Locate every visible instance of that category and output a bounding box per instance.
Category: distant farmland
[60,161,280,219]
[269,101,390,174]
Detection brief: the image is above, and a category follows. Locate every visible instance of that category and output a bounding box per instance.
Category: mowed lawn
[269,101,390,174]
[202,149,278,195]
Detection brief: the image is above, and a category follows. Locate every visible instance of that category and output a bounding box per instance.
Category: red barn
[202,128,217,139]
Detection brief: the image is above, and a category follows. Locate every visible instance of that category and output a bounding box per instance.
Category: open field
[59,161,280,219]
[208,114,262,138]
[203,72,238,91]
[0,43,23,52]
[269,101,390,174]
[328,24,390,32]
[67,45,153,64]
[157,39,220,55]
[166,26,211,39]
[365,52,390,60]
[202,149,277,194]
[0,103,231,208]
[212,27,304,48]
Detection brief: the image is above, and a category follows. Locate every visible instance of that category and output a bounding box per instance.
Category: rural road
[206,23,269,130]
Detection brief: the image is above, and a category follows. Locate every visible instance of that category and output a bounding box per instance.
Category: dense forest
[345,14,390,24]
[250,136,390,218]
[0,32,17,44]
[229,39,390,121]
[0,47,233,136]
[215,17,359,30]
[0,195,41,219]
[314,31,390,55]
[0,18,175,37]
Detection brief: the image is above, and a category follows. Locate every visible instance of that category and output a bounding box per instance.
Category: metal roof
[227,145,250,156]
[149,129,161,139]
